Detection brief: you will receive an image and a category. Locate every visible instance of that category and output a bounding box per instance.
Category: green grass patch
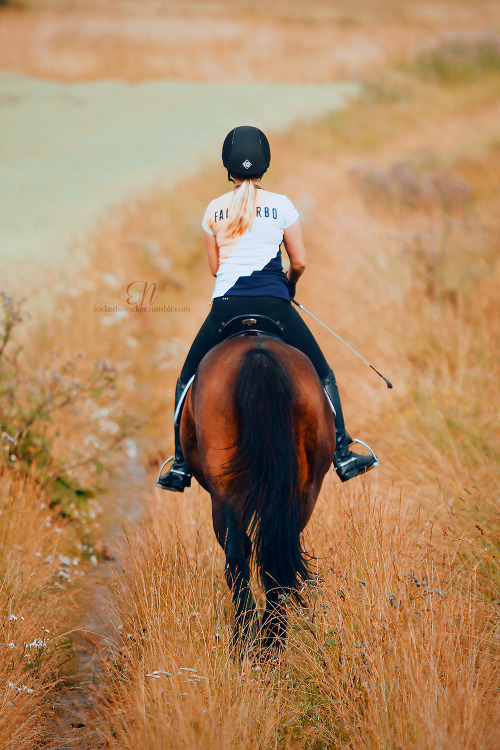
[414,30,500,84]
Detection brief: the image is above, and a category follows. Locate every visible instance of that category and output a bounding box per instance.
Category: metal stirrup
[350,438,379,466]
[157,455,175,482]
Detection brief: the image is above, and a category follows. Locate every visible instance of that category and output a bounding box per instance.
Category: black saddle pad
[219,314,284,342]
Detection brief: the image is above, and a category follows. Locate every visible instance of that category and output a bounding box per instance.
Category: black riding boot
[156,378,192,492]
[322,369,378,483]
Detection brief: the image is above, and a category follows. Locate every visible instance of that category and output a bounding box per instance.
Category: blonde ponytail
[225,180,257,238]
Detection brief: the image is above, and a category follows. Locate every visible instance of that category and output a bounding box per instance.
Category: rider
[157,126,378,491]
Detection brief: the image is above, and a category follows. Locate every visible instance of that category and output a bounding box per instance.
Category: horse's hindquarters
[184,336,334,495]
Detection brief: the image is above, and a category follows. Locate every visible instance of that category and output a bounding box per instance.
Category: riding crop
[292,299,393,389]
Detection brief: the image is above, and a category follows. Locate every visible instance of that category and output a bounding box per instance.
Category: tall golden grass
[91,484,498,749]
[0,474,75,749]
[0,296,133,748]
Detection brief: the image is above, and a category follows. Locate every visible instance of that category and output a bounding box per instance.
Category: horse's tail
[227,346,311,601]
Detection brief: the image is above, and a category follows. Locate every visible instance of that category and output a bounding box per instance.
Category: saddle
[173,316,284,427]
[219,314,284,342]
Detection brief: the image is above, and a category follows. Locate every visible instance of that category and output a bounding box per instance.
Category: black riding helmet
[222,126,271,181]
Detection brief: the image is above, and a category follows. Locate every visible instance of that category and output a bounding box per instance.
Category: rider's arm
[283,220,307,284]
[204,231,220,277]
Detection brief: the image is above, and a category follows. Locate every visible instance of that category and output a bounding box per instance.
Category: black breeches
[180,296,330,383]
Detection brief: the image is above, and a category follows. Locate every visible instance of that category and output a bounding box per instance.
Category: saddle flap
[219,314,284,342]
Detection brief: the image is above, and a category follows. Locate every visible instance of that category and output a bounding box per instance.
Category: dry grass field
[2,0,499,83]
[0,1,499,748]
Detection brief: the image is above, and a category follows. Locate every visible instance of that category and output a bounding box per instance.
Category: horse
[180,329,335,649]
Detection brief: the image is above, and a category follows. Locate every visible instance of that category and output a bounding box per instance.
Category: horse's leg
[262,579,287,651]
[212,500,257,647]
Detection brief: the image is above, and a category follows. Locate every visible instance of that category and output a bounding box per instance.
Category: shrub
[0,292,133,521]
[349,159,471,213]
[415,30,500,84]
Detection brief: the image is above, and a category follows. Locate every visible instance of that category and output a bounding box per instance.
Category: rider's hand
[288,280,296,300]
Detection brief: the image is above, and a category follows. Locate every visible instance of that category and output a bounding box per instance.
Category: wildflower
[25,638,48,650]
[8,643,16,649]
[84,433,100,448]
[9,615,17,621]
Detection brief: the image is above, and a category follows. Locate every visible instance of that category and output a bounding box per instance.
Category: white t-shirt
[202,188,299,301]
